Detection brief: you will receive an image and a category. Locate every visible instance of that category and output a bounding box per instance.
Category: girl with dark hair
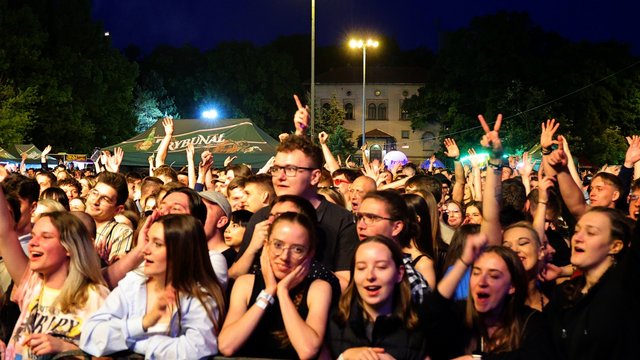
[218,212,332,359]
[430,234,554,360]
[323,236,430,360]
[0,186,108,360]
[80,214,225,359]
[402,193,437,288]
[545,207,639,360]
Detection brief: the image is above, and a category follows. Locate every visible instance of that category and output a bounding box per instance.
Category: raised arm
[186,143,196,189]
[444,138,465,203]
[468,148,483,201]
[437,232,487,299]
[40,144,52,172]
[547,136,588,219]
[478,114,504,246]
[0,187,29,286]
[520,152,537,196]
[318,132,340,174]
[293,95,310,137]
[559,135,583,189]
[196,151,213,189]
[533,176,554,248]
[155,117,174,168]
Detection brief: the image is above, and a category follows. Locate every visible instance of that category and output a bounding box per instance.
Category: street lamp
[310,0,316,138]
[349,38,379,147]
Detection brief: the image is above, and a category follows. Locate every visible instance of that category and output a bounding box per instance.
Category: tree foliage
[0,0,138,152]
[315,94,356,159]
[404,11,640,164]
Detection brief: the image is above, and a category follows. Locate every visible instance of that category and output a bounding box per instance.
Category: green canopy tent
[103,118,280,169]
[6,144,57,165]
[0,147,18,163]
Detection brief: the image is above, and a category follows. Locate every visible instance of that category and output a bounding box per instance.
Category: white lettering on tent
[167,133,226,151]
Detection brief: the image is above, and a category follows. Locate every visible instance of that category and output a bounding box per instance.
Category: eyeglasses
[269,239,308,259]
[87,188,115,206]
[354,212,396,225]
[333,178,351,186]
[268,165,317,177]
[628,194,640,202]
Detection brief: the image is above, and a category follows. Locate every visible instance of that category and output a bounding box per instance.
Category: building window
[378,103,387,120]
[422,131,436,151]
[401,130,410,139]
[400,99,409,120]
[344,103,354,120]
[367,103,377,120]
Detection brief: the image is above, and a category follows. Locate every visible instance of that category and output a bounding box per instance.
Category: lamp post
[310,0,315,137]
[349,38,379,147]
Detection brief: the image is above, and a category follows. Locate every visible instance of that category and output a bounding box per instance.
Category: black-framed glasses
[268,165,317,177]
[269,239,308,259]
[354,212,397,225]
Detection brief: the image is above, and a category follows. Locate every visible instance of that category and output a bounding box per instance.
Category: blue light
[201,109,218,119]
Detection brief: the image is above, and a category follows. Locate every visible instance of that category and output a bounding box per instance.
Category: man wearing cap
[198,190,236,270]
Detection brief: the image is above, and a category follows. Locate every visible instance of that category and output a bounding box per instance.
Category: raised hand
[443,138,460,159]
[162,116,174,137]
[186,143,195,161]
[224,155,237,167]
[278,133,290,143]
[546,136,568,171]
[41,145,52,157]
[624,135,640,167]
[467,148,481,168]
[318,131,329,145]
[540,119,560,150]
[105,147,124,173]
[293,94,310,135]
[521,152,538,178]
[478,114,503,157]
[461,232,488,265]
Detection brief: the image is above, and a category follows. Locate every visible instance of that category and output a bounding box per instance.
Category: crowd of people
[0,97,639,359]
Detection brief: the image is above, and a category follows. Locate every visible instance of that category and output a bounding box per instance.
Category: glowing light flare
[201,109,219,119]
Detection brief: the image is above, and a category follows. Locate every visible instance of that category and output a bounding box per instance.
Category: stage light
[201,109,219,119]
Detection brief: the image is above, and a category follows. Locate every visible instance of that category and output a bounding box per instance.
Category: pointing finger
[293,94,304,110]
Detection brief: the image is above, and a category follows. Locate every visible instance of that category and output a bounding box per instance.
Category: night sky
[92,0,640,54]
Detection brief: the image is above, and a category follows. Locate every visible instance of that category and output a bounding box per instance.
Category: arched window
[344,103,354,120]
[378,103,387,120]
[422,131,436,151]
[367,103,377,120]
[370,144,382,162]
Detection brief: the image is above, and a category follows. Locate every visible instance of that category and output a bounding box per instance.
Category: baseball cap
[198,190,231,217]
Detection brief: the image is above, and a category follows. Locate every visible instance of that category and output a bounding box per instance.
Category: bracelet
[538,200,548,205]
[459,257,472,267]
[541,147,553,155]
[255,298,269,310]
[257,290,275,305]
[487,159,503,170]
